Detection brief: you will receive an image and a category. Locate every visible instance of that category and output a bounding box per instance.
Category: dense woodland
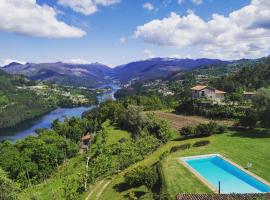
[0,70,97,129]
[212,56,270,92]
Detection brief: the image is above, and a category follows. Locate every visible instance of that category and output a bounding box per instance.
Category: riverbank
[0,83,120,142]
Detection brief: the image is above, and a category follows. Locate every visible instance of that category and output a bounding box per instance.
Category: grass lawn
[98,129,270,200]
[102,121,131,146]
[161,129,270,199]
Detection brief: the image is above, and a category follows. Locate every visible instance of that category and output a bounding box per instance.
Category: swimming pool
[180,154,270,193]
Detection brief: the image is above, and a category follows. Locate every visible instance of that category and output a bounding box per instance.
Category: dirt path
[85,179,112,200]
[85,180,104,200]
[96,180,111,200]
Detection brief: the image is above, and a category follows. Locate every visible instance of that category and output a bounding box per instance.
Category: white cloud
[67,58,91,64]
[142,49,155,59]
[58,0,121,15]
[170,54,192,59]
[178,0,203,5]
[2,59,26,66]
[143,2,154,11]
[95,0,121,6]
[119,37,126,44]
[134,0,270,59]
[0,0,86,38]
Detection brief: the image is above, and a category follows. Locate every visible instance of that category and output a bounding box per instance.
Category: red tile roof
[191,85,208,91]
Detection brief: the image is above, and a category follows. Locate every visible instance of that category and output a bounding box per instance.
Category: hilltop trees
[253,88,270,128]
[0,130,77,188]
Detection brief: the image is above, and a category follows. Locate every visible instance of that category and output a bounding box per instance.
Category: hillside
[212,56,270,92]
[0,69,97,129]
[2,58,229,87]
[3,62,112,88]
[112,58,228,82]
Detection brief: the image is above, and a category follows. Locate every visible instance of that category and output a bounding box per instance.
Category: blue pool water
[182,155,270,193]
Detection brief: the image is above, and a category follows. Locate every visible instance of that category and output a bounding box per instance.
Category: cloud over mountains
[134,0,270,59]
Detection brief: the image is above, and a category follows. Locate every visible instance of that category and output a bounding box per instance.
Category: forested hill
[0,69,52,129]
[212,56,270,92]
[0,69,97,129]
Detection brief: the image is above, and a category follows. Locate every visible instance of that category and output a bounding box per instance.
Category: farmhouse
[191,85,226,102]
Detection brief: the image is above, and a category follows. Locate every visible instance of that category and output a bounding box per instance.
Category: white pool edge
[178,154,270,194]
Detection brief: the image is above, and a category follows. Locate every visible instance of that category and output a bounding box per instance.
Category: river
[0,84,120,142]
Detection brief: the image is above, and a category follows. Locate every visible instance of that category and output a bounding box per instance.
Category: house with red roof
[191,85,226,103]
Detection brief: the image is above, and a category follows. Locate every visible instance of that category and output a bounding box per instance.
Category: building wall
[192,88,225,103]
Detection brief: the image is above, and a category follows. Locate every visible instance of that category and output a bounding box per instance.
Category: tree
[119,105,146,137]
[253,88,270,128]
[239,108,259,129]
[124,165,158,189]
[0,168,20,200]
[145,114,173,143]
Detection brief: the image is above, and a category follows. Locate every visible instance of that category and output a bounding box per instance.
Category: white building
[191,85,226,102]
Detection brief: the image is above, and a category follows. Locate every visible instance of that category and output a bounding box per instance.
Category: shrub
[195,122,219,136]
[124,166,158,189]
[216,125,227,134]
[180,126,195,137]
[193,140,210,147]
[238,109,259,129]
[159,151,169,161]
[170,144,191,153]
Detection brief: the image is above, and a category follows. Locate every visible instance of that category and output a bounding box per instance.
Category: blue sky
[0,0,269,67]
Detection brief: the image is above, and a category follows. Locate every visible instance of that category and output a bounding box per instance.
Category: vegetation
[1,56,270,199]
[180,122,226,138]
[0,70,97,129]
[0,168,20,200]
[212,56,270,92]
[0,130,77,187]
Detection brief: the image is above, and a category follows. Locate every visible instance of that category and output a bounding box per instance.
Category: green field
[20,125,270,200]
[96,129,270,200]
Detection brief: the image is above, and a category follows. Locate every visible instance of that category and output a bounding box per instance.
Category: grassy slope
[97,130,270,200]
[20,123,131,200]
[19,120,270,200]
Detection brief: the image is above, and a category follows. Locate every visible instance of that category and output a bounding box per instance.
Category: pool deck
[178,154,270,194]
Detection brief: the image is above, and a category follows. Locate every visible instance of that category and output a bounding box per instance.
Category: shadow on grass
[113,182,132,192]
[124,191,147,199]
[229,128,270,139]
[173,134,210,141]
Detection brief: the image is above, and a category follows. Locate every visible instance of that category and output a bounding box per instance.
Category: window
[201,91,205,97]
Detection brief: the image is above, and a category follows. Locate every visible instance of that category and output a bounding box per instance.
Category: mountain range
[2,58,229,87]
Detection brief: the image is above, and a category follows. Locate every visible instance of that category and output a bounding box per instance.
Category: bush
[170,144,191,153]
[124,166,158,189]
[216,125,227,134]
[238,109,259,129]
[159,151,169,161]
[193,140,210,147]
[180,126,195,137]
[195,122,218,137]
[181,122,226,138]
